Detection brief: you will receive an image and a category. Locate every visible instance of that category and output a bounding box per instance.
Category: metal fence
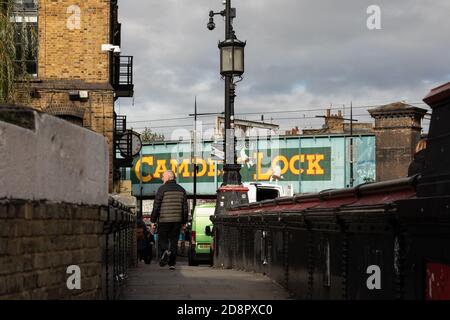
[102,198,137,300]
[211,177,450,300]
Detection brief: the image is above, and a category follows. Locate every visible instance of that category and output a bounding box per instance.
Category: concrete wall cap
[0,106,109,206]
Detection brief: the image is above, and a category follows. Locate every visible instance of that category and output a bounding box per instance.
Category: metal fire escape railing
[113,114,133,172]
[112,56,134,98]
[118,56,133,86]
[114,114,127,135]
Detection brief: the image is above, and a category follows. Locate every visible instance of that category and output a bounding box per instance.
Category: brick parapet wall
[0,199,136,300]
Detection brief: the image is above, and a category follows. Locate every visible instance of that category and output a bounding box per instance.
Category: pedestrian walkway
[122,258,290,300]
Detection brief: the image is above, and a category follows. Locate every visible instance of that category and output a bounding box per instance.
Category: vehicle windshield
[256,188,279,202]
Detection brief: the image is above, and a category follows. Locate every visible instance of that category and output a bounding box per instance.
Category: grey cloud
[117,0,449,135]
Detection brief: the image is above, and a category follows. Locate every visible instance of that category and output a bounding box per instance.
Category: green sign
[132,147,331,183]
[130,135,376,196]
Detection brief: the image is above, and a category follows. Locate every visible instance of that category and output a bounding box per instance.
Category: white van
[243,182,293,203]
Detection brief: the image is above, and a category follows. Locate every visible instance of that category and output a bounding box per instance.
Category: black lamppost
[208,0,249,215]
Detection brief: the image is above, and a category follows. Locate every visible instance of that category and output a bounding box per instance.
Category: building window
[12,0,38,78]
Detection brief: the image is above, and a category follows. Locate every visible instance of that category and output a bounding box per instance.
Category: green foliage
[140,127,165,143]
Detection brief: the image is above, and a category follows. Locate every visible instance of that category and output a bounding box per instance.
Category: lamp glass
[219,39,245,76]
[221,46,234,74]
[233,46,244,74]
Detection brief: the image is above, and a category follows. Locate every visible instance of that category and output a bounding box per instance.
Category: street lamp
[219,38,245,77]
[207,0,249,215]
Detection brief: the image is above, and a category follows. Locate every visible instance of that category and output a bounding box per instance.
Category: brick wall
[0,106,137,300]
[17,0,117,191]
[0,199,136,300]
[0,200,107,299]
[38,0,110,82]
[369,103,427,182]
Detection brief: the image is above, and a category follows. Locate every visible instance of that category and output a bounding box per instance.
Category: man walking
[151,170,188,270]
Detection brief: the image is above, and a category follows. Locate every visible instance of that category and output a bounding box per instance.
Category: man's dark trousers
[158,222,181,266]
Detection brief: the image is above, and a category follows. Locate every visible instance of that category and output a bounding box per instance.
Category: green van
[188,203,215,266]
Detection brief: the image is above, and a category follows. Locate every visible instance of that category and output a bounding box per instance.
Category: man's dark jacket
[150,180,188,224]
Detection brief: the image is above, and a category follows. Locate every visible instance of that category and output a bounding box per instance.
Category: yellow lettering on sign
[154,160,168,178]
[306,154,325,175]
[169,159,178,175]
[178,159,191,178]
[289,154,305,175]
[254,152,272,180]
[196,158,207,177]
[134,156,153,183]
[271,155,289,175]
[207,159,216,177]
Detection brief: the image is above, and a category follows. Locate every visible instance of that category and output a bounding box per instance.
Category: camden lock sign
[130,136,376,197]
[133,147,330,183]
[132,146,331,195]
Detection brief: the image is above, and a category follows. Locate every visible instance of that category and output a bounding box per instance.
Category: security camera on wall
[101,44,121,53]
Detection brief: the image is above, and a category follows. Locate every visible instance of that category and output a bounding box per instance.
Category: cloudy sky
[116,0,450,137]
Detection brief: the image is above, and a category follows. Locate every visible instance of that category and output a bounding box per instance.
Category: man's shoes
[169,265,176,270]
[159,250,171,267]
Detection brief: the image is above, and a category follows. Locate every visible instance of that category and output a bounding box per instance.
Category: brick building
[12,0,134,192]
[368,102,427,181]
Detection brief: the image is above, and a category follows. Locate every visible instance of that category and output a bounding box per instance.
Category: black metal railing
[118,56,133,86]
[211,177,450,300]
[110,0,121,47]
[102,197,136,300]
[113,114,134,172]
[112,55,134,98]
[114,114,133,170]
[114,114,127,135]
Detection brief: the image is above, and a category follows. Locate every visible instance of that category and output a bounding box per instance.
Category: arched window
[44,105,85,127]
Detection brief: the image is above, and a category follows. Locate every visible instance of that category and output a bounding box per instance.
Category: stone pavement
[122,258,290,300]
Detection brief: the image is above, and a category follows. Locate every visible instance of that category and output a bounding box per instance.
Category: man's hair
[165,170,176,181]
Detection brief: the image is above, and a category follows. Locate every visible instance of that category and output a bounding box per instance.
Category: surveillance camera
[207,22,216,30]
[207,18,215,30]
[101,44,121,53]
[101,44,114,51]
